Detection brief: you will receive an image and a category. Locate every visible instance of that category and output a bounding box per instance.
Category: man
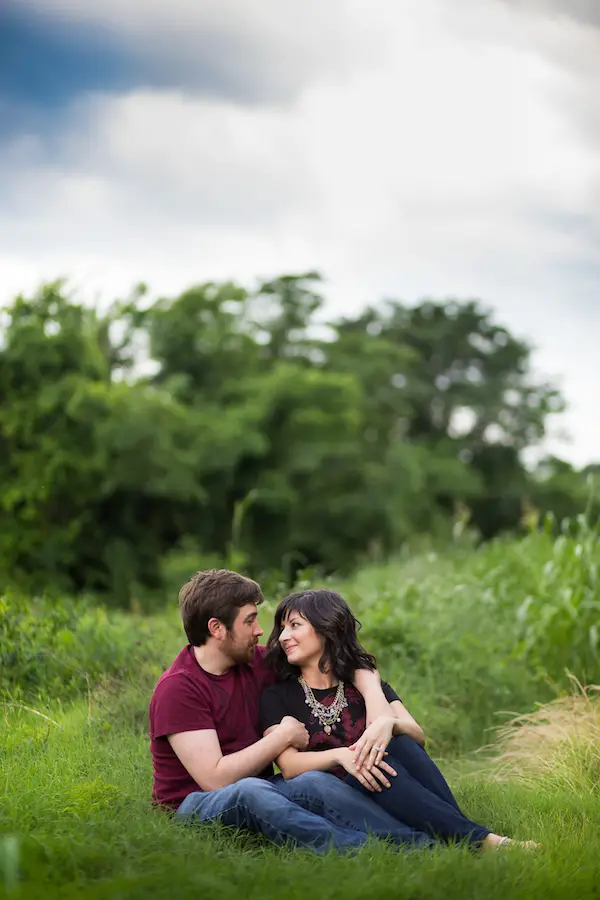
[149,568,432,853]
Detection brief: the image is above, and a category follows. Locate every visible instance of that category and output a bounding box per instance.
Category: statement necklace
[298,675,348,734]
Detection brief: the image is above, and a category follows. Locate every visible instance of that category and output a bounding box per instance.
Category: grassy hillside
[1,520,599,899]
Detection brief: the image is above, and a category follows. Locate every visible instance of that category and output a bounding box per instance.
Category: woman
[260,588,536,851]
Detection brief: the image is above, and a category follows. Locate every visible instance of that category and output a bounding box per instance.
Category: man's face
[222,604,263,664]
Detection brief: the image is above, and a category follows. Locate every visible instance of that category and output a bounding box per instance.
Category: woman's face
[278,610,325,668]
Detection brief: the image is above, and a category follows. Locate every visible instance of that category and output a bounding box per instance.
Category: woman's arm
[274,743,341,779]
[264,729,396,792]
[262,724,341,778]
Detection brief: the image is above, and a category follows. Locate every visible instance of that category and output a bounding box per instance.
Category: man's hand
[350,715,395,772]
[336,747,397,792]
[278,716,310,750]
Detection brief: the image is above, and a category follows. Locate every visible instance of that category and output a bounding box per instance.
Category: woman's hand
[336,747,396,792]
[350,715,395,772]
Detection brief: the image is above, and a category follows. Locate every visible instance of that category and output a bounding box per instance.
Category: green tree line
[0,274,596,604]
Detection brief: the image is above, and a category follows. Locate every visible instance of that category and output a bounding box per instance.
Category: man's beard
[224,634,257,665]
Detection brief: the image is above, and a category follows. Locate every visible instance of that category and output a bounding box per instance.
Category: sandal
[497,837,540,850]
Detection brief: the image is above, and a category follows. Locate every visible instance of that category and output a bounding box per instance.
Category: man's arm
[350,699,425,771]
[353,667,393,725]
[168,717,307,792]
[351,672,425,770]
[389,700,425,745]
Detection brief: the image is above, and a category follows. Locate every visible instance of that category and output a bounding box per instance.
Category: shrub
[0,591,180,703]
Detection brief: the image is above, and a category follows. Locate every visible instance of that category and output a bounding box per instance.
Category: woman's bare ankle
[483,834,540,851]
[482,833,505,850]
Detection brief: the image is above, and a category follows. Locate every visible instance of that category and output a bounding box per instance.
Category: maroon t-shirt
[149,644,275,808]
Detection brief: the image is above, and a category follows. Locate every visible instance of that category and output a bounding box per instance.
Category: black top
[259,678,401,780]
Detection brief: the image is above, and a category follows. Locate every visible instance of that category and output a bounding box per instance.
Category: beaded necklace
[298,676,348,734]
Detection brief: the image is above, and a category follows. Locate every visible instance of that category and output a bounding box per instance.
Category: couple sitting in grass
[149,569,536,853]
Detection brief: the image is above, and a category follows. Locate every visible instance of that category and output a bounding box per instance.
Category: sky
[1,0,599,466]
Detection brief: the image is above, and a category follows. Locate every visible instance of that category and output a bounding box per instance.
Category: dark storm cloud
[0,0,365,141]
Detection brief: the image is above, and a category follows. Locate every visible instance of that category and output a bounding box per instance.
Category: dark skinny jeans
[345,734,491,847]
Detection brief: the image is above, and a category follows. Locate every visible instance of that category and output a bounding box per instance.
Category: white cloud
[492,0,600,153]
[2,0,599,466]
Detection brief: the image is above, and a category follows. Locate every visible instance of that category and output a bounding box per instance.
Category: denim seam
[283,791,379,835]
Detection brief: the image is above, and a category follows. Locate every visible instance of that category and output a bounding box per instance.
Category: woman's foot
[483,833,540,851]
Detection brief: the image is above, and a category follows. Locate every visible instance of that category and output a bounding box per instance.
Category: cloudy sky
[1,0,599,465]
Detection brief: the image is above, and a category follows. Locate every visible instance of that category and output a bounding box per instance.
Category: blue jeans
[176,772,433,854]
[344,735,491,847]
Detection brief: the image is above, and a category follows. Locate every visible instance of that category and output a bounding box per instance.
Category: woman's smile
[279,612,325,665]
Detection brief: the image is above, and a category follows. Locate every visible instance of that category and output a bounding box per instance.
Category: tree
[0,277,578,602]
[328,299,564,539]
[0,284,203,600]
[253,271,325,361]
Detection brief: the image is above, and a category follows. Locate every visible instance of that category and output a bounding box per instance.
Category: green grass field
[2,523,599,899]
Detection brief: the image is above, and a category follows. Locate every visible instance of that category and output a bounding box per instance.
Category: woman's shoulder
[261,678,300,699]
[259,678,303,726]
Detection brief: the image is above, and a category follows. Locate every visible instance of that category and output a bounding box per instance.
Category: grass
[2,523,600,898]
[2,684,600,900]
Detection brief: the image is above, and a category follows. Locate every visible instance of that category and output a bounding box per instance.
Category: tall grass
[488,678,600,793]
[339,514,600,753]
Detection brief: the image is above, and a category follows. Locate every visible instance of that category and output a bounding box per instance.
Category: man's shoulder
[151,646,202,699]
[151,645,272,701]
[158,644,193,676]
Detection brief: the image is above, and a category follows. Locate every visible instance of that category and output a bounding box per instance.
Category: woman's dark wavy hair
[265,589,377,682]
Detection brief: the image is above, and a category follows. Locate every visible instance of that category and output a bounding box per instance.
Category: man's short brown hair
[179,569,264,646]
